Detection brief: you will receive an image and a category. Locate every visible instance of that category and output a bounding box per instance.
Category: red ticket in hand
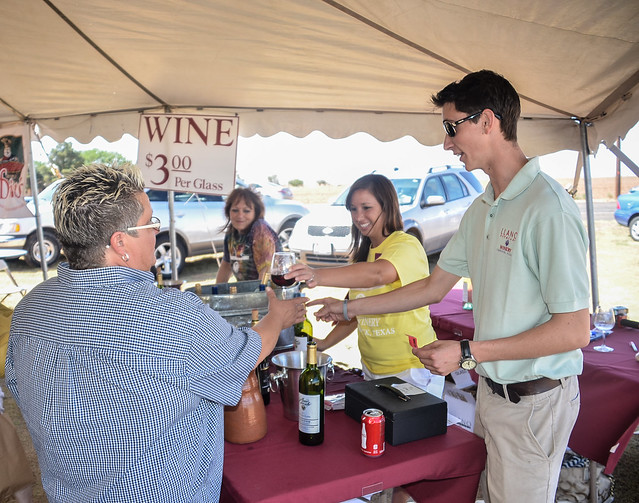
[406,334,418,348]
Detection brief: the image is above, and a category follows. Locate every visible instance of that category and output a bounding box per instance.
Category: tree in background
[47,141,84,177]
[26,142,131,195]
[80,148,129,167]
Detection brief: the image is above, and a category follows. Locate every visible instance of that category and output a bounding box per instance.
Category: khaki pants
[475,375,580,503]
[0,413,34,499]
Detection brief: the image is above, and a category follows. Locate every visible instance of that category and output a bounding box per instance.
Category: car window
[146,189,168,202]
[38,179,62,202]
[390,178,420,205]
[422,176,446,202]
[459,171,483,193]
[146,189,222,203]
[440,174,468,201]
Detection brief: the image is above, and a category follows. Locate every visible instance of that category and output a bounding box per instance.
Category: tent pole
[580,120,598,311]
[168,190,178,281]
[27,123,48,280]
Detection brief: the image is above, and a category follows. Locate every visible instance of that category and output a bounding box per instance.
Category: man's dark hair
[431,69,520,142]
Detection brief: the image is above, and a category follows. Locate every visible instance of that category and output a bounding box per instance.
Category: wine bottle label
[298,393,321,433]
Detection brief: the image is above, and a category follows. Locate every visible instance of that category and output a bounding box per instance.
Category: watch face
[461,358,477,370]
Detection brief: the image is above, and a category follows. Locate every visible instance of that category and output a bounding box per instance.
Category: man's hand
[412,340,463,376]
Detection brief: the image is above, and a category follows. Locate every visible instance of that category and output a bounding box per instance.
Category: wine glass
[593,306,615,352]
[270,252,297,298]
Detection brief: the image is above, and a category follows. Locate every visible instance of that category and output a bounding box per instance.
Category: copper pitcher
[224,370,267,444]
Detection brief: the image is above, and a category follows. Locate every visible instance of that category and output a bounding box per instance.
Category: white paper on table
[451,368,476,389]
[391,382,426,396]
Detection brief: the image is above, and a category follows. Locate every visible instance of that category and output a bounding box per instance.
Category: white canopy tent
[1,0,638,306]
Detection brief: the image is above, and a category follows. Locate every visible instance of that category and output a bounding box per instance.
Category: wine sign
[137,113,239,195]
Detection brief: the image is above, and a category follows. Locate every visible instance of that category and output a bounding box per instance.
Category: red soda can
[361,408,385,457]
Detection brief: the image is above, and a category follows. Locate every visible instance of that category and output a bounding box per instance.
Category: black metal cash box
[345,376,447,446]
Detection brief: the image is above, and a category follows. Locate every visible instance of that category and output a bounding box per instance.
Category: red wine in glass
[271,274,295,287]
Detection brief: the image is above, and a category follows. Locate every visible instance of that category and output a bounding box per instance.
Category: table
[221,368,486,503]
[429,289,639,474]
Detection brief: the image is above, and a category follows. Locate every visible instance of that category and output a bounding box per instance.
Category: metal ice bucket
[187,280,296,350]
[270,350,334,421]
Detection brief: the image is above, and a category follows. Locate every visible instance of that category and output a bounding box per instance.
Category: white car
[288,166,483,267]
[0,179,63,266]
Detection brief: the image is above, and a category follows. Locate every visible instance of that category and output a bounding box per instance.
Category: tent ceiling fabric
[1,0,638,157]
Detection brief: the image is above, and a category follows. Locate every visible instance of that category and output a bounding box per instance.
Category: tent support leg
[580,120,598,312]
[27,124,48,280]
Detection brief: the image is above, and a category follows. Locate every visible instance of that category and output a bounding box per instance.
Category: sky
[32,120,638,188]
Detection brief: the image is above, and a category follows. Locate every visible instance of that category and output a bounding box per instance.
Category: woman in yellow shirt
[288,174,443,398]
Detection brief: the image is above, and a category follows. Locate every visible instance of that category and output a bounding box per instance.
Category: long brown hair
[346,174,403,263]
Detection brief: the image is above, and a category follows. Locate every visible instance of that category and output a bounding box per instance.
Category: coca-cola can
[361,408,385,457]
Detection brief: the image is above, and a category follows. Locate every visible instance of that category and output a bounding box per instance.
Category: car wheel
[277,218,299,250]
[630,216,639,241]
[24,230,61,267]
[154,235,186,277]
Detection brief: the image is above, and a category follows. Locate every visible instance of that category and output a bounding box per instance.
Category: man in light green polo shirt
[310,70,591,503]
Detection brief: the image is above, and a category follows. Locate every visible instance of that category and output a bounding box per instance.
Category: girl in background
[288,174,443,398]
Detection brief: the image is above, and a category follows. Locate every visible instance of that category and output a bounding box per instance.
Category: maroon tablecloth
[571,326,639,473]
[429,289,639,474]
[221,367,486,503]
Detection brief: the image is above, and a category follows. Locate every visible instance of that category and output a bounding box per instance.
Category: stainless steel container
[270,350,334,421]
[187,280,296,350]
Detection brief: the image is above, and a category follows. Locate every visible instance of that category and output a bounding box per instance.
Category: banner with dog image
[0,124,32,219]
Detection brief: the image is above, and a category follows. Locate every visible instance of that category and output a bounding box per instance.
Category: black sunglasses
[442,110,502,137]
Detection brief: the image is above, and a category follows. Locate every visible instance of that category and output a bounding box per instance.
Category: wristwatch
[459,340,477,370]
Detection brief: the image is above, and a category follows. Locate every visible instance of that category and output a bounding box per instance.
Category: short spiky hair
[53,163,146,269]
[431,69,520,142]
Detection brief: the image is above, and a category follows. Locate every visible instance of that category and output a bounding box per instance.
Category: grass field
[1,175,637,502]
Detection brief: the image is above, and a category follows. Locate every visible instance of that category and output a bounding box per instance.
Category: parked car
[0,178,63,266]
[288,166,483,267]
[237,179,294,199]
[614,186,639,241]
[0,180,309,273]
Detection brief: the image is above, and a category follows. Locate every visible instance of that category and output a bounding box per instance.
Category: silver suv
[288,166,483,267]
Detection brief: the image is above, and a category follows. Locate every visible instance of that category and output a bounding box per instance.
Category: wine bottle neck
[307,343,317,366]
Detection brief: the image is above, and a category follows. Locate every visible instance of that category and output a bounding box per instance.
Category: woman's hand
[286,263,318,288]
[307,297,344,323]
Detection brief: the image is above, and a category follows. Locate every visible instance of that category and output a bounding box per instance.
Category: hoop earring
[122,253,130,263]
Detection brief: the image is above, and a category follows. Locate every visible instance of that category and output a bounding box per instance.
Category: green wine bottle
[294,296,313,351]
[298,341,324,445]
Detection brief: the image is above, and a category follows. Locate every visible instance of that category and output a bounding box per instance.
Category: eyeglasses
[442,110,502,137]
[126,216,161,232]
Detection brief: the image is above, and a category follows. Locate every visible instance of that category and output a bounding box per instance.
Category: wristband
[343,299,351,321]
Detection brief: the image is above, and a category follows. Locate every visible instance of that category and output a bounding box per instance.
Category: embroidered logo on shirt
[498,227,518,256]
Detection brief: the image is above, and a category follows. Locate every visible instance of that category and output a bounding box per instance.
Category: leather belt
[484,376,561,404]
